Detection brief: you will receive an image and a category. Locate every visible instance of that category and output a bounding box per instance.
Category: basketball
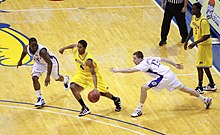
[88,90,100,103]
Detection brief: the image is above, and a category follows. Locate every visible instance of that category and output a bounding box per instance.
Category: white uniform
[27,44,60,80]
[133,57,184,92]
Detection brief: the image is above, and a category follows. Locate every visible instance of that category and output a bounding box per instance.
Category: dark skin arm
[59,44,77,54]
[188,35,210,49]
[17,46,28,68]
[86,59,98,92]
[39,48,52,86]
[184,26,210,50]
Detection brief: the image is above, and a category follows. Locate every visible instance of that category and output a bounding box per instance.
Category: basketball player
[110,51,212,117]
[17,37,69,107]
[184,2,217,94]
[59,40,121,117]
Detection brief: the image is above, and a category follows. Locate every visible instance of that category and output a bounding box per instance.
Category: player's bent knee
[141,84,149,90]
[70,82,83,91]
[32,76,39,81]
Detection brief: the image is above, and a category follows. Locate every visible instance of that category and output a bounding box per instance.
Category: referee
[159,0,188,46]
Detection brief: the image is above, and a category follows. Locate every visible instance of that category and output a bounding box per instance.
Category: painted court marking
[2,5,157,12]
[0,100,165,135]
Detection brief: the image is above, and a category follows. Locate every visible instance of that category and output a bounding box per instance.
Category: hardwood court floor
[0,0,220,135]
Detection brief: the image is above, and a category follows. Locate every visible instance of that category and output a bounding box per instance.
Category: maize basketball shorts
[196,44,213,67]
[70,72,109,93]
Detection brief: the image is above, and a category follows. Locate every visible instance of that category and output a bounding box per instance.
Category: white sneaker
[203,83,217,91]
[64,75,69,90]
[131,108,142,117]
[79,107,91,117]
[34,97,45,107]
[204,97,212,109]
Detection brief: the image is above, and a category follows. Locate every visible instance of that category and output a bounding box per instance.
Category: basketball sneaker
[204,97,212,109]
[131,108,142,117]
[79,107,91,117]
[114,97,121,112]
[63,75,69,90]
[195,86,204,94]
[34,97,45,107]
[203,83,217,91]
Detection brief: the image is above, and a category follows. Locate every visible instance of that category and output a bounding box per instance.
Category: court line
[2,5,157,12]
[0,100,165,135]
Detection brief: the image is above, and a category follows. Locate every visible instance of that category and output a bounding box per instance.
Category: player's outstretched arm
[109,67,139,73]
[59,44,77,54]
[161,58,184,70]
[17,46,28,68]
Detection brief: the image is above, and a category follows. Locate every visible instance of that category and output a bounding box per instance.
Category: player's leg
[97,75,121,112]
[131,83,150,117]
[32,73,46,107]
[178,86,212,109]
[70,74,90,116]
[70,82,90,116]
[203,67,217,91]
[50,57,69,89]
[195,67,204,94]
[32,63,45,107]
[100,92,121,112]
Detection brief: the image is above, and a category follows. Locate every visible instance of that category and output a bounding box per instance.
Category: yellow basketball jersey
[190,14,212,46]
[190,15,213,67]
[72,48,99,75]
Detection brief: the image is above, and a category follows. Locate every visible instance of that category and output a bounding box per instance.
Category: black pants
[160,2,188,42]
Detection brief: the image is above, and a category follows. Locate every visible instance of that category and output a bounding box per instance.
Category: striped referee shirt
[167,0,184,4]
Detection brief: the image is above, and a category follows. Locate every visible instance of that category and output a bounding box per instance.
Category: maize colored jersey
[70,48,108,92]
[190,14,213,67]
[72,47,99,76]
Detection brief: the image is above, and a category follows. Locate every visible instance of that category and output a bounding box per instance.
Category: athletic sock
[199,95,205,102]
[35,90,42,98]
[138,103,143,110]
[78,99,86,108]
[111,95,117,101]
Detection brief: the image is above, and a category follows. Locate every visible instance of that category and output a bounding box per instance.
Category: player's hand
[93,88,98,92]
[17,61,22,68]
[59,48,65,54]
[175,63,184,70]
[184,42,188,50]
[109,67,117,73]
[45,76,50,86]
[181,7,186,13]
[188,42,196,49]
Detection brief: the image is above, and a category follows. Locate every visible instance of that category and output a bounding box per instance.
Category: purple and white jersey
[27,44,55,65]
[133,57,170,78]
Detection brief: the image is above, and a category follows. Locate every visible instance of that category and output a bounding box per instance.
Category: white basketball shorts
[147,70,184,92]
[31,56,61,80]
